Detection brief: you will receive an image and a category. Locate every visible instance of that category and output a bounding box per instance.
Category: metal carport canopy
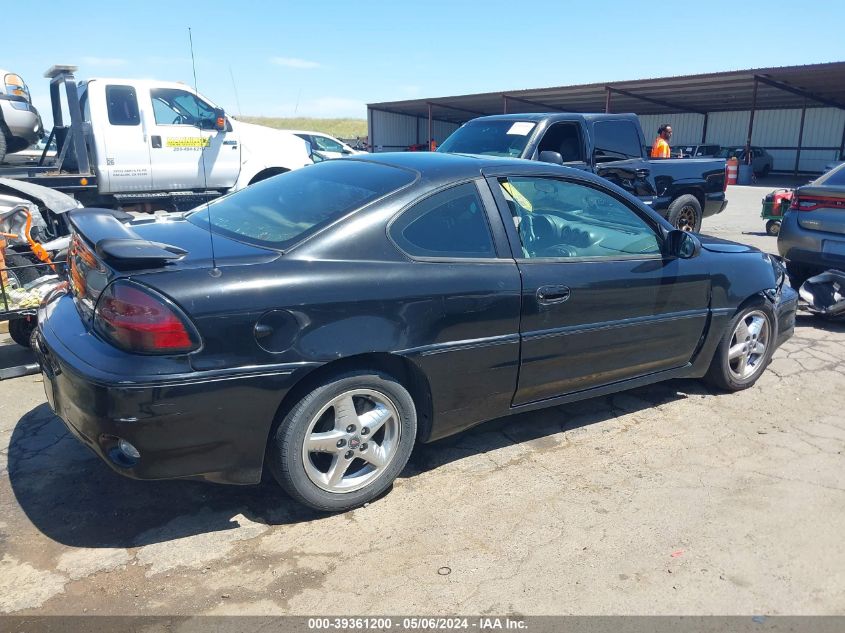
[368,62,845,124]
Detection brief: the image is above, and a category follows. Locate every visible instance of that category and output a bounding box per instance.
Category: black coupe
[35,152,797,511]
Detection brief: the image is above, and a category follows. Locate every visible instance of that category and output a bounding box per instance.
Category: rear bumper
[777,212,845,271]
[35,294,311,485]
[703,195,728,218]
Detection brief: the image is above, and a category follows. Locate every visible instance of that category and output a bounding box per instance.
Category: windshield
[188,160,416,249]
[437,120,536,158]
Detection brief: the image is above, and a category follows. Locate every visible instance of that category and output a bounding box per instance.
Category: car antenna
[188,26,221,278]
[229,66,243,118]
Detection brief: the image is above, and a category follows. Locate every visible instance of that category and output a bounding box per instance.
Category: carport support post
[745,78,758,154]
[427,102,433,150]
[502,95,508,114]
[701,113,709,143]
[794,100,807,176]
[605,87,612,113]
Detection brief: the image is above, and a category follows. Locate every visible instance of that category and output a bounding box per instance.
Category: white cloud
[270,56,321,69]
[80,56,127,68]
[400,85,422,97]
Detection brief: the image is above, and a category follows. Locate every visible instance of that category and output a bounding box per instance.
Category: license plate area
[822,240,845,258]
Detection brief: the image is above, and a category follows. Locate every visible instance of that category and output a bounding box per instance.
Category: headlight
[4,73,31,102]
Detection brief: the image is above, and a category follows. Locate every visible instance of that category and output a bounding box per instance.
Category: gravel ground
[1,181,843,616]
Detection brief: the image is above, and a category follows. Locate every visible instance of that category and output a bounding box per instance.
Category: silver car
[778,162,845,286]
[0,69,43,163]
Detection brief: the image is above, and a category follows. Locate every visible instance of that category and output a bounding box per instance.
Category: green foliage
[239,117,367,140]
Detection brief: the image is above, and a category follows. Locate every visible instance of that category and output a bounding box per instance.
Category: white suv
[0,69,43,163]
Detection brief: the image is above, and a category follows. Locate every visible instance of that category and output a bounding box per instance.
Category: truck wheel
[704,299,775,392]
[8,316,36,348]
[765,220,781,236]
[267,370,417,512]
[667,195,702,233]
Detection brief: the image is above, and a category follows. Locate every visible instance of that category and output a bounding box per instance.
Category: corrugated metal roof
[368,62,845,123]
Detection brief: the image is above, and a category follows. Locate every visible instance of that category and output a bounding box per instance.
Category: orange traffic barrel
[726,157,739,185]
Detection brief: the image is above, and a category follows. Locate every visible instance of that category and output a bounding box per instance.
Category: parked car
[437,113,728,233]
[0,69,44,163]
[679,144,721,158]
[777,162,845,287]
[717,146,774,177]
[289,130,365,159]
[35,152,797,512]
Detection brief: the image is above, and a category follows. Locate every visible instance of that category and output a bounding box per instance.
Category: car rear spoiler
[69,208,187,269]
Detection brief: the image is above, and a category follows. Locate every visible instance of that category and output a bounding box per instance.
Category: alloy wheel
[301,389,401,493]
[727,310,770,380]
[676,206,697,232]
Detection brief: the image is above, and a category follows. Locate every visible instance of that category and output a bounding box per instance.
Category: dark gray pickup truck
[438,113,728,232]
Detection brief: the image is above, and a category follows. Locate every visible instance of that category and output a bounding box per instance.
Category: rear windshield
[437,120,536,158]
[816,164,845,186]
[188,160,415,249]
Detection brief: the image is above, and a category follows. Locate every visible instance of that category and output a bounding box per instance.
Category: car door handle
[536,285,571,305]
[151,135,162,148]
[635,168,650,178]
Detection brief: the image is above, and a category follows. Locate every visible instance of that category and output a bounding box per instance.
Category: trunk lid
[793,185,845,236]
[68,209,278,324]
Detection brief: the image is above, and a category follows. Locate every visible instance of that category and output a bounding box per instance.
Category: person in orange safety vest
[650,123,672,158]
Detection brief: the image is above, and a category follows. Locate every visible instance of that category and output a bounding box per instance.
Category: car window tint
[593,120,642,162]
[391,183,495,258]
[106,85,140,126]
[188,160,415,249]
[314,135,344,152]
[437,120,535,158]
[498,177,661,259]
[820,165,845,186]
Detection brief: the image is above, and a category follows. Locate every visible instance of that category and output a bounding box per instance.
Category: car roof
[465,112,639,123]
[341,151,623,188]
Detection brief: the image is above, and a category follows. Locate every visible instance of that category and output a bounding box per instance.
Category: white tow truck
[0,65,315,214]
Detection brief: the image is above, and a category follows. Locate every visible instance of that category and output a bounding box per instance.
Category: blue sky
[4,0,843,126]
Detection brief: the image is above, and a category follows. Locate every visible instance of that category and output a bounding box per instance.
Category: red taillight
[94,281,199,354]
[790,195,845,212]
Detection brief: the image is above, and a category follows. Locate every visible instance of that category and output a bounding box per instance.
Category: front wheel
[666,194,702,233]
[704,300,775,392]
[268,370,417,512]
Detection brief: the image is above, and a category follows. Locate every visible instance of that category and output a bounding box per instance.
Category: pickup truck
[437,113,728,232]
[0,66,314,212]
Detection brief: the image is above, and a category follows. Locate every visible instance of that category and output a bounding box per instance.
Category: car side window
[593,120,642,162]
[390,182,495,258]
[314,135,344,153]
[150,88,216,127]
[498,176,661,259]
[106,85,140,126]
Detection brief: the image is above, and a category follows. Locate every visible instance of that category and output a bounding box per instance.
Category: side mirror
[538,150,563,165]
[214,107,226,131]
[666,229,701,259]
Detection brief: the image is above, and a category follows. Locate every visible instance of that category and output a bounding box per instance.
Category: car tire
[667,194,702,233]
[0,125,7,164]
[8,316,36,348]
[704,299,776,392]
[268,370,417,512]
[765,220,781,236]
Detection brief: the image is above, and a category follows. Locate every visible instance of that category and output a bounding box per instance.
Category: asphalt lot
[1,180,844,615]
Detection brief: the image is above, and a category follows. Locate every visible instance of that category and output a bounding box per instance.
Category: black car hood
[697,235,758,253]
